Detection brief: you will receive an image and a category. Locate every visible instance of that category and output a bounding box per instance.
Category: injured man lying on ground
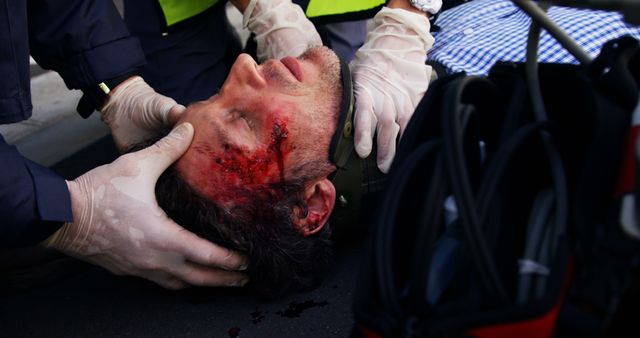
[130,46,384,298]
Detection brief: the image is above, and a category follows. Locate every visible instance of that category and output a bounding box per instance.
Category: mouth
[280,56,303,82]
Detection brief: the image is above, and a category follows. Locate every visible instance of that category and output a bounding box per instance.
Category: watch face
[410,0,442,14]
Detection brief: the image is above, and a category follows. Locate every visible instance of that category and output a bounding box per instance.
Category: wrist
[243,0,292,28]
[77,73,139,117]
[41,221,71,249]
[65,179,89,232]
[106,76,140,101]
[101,75,143,114]
[65,180,80,223]
[44,180,88,251]
[41,181,78,250]
[388,0,429,17]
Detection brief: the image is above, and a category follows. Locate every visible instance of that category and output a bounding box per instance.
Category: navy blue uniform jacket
[0,0,145,247]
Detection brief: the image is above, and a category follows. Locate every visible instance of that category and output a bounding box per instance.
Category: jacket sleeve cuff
[0,148,72,248]
[24,159,73,222]
[56,36,146,90]
[22,159,73,245]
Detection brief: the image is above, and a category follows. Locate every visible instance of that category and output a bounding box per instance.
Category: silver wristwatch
[409,0,442,15]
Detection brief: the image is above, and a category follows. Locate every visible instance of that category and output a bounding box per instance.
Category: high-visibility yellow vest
[157,0,220,26]
[305,0,386,18]
[157,0,387,27]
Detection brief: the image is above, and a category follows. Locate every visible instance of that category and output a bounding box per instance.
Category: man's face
[175,47,341,207]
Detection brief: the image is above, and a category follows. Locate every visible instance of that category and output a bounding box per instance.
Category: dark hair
[154,159,334,298]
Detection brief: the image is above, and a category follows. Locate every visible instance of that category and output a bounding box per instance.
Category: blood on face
[203,115,292,206]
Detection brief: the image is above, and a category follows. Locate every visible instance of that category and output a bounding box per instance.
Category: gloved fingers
[375,99,401,173]
[161,277,189,290]
[397,96,417,139]
[241,0,260,27]
[145,271,190,290]
[134,122,194,179]
[164,104,187,126]
[172,261,249,287]
[353,88,376,159]
[144,94,180,129]
[371,7,434,48]
[99,76,140,120]
[103,76,183,132]
[90,255,190,290]
[168,228,249,272]
[397,114,412,139]
[241,0,259,26]
[376,123,399,174]
[246,0,322,61]
[377,132,397,174]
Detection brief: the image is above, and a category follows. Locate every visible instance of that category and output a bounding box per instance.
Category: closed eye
[243,114,255,130]
[230,110,254,130]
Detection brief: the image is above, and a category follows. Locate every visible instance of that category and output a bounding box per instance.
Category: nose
[232,53,266,89]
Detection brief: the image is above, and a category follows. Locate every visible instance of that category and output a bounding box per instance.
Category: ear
[293,178,336,237]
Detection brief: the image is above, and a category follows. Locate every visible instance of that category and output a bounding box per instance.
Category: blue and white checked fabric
[428,0,640,75]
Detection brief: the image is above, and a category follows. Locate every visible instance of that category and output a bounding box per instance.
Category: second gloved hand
[243,0,322,61]
[101,76,186,152]
[350,7,435,173]
[44,123,249,289]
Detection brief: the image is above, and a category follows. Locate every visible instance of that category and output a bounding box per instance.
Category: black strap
[376,141,442,315]
[442,76,509,304]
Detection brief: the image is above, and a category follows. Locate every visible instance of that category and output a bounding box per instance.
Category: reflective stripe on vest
[305,0,386,18]
[157,0,219,26]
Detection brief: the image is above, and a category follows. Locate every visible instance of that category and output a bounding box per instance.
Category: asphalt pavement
[0,220,365,338]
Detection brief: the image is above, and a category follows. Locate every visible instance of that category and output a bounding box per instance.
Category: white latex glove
[44,123,249,290]
[350,7,435,173]
[243,0,322,61]
[101,76,186,152]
